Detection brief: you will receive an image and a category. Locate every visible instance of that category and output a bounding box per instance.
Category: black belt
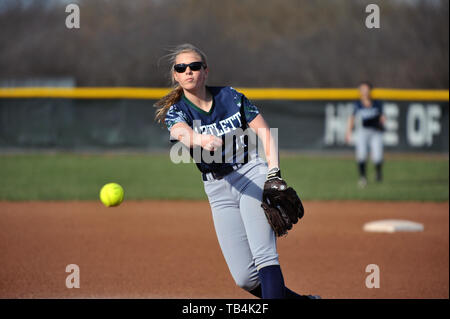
[202,163,243,181]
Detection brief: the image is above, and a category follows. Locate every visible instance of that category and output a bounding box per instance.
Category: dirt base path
[0,201,448,299]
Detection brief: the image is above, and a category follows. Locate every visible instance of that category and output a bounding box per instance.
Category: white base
[363,219,424,233]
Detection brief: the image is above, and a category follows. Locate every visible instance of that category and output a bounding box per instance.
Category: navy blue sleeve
[165,104,190,131]
[353,101,359,116]
[229,87,260,123]
[242,95,260,123]
[376,100,384,114]
[164,104,192,143]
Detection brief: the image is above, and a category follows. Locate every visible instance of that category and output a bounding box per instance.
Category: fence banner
[0,98,448,152]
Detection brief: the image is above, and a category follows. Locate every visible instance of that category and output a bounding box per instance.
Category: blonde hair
[154,43,208,125]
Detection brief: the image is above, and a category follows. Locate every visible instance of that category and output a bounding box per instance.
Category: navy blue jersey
[353,100,383,129]
[165,86,260,174]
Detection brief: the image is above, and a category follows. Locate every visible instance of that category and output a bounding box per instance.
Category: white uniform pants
[355,128,383,164]
[203,157,278,291]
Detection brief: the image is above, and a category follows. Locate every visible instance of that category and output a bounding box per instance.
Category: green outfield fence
[0,88,448,152]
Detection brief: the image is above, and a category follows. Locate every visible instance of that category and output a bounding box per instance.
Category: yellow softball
[99,183,124,207]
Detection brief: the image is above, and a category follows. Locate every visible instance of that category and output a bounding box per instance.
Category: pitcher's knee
[234,274,260,291]
[254,255,279,271]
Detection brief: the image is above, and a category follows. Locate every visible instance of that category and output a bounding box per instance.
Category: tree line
[0,0,448,88]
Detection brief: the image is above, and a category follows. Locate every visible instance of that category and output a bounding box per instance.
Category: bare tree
[0,0,447,88]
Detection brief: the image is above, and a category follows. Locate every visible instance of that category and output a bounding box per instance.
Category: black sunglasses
[174,61,205,73]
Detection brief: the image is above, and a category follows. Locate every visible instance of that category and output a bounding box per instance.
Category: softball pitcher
[154,43,319,299]
[345,81,385,188]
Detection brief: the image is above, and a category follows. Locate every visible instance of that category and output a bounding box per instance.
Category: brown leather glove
[261,168,304,237]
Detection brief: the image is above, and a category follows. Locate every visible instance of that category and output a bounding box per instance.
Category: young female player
[345,81,385,188]
[155,43,318,299]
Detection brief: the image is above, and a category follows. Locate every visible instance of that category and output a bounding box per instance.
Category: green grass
[0,153,448,201]
[281,155,448,201]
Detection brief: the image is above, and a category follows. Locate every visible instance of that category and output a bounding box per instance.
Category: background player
[345,81,385,188]
[154,43,319,299]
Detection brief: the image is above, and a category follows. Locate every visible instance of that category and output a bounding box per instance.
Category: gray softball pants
[356,127,384,164]
[203,157,279,291]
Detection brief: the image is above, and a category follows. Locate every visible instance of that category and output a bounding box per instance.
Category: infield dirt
[0,201,448,299]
